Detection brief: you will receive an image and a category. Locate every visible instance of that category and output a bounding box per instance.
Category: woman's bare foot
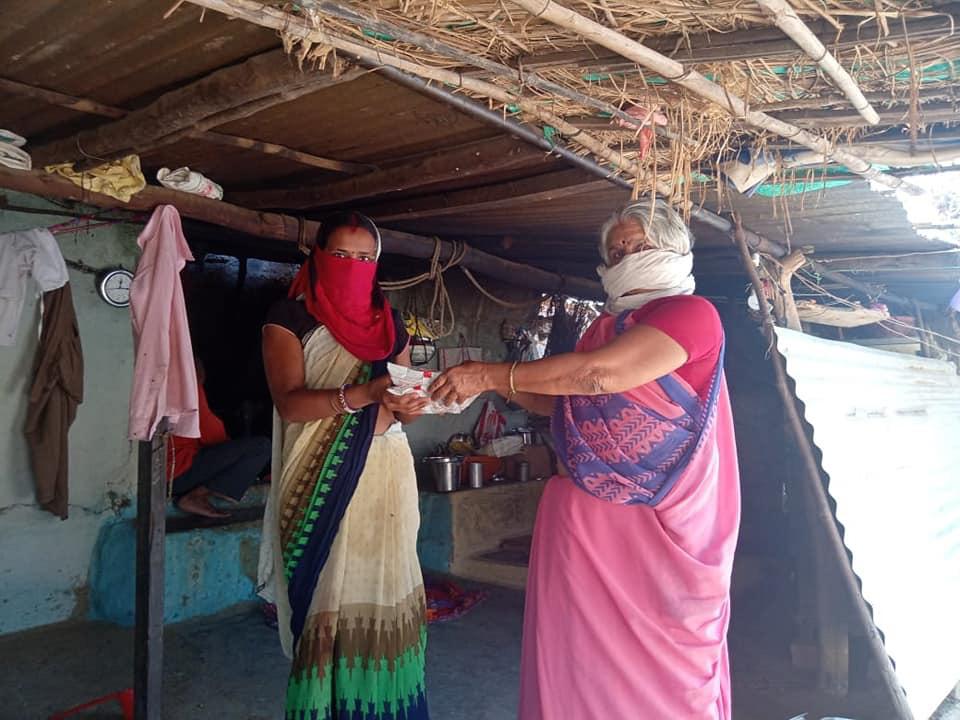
[176,486,230,518]
[209,489,241,504]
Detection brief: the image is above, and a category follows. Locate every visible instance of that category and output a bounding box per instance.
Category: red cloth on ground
[167,384,228,480]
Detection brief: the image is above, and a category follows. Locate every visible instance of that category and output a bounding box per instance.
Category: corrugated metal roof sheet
[775,327,960,720]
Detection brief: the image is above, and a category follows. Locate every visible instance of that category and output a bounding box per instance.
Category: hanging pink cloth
[127,205,199,441]
[519,301,741,720]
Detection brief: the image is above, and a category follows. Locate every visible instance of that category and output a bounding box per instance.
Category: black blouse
[264,299,409,358]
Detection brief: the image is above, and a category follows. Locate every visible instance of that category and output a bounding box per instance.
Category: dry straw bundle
[271,0,959,202]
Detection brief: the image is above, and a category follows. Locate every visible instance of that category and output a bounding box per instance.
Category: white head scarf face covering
[597,248,696,314]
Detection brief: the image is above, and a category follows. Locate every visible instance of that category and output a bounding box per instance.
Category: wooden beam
[363,170,611,222]
[0,165,319,240]
[231,137,558,210]
[196,132,373,174]
[0,166,602,299]
[134,83,355,159]
[382,227,603,299]
[0,75,369,174]
[31,50,360,167]
[0,77,125,119]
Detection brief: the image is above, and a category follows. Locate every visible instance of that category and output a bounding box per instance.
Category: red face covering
[288,250,396,361]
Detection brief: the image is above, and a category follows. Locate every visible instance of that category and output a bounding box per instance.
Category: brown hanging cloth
[24,283,84,519]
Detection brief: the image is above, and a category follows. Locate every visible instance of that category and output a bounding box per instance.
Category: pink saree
[519,310,741,720]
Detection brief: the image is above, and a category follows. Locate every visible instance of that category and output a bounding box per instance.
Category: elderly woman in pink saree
[430,200,740,719]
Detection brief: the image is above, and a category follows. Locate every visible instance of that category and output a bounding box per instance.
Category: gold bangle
[507,360,519,402]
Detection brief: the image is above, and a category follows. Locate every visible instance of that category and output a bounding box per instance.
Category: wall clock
[97,268,134,308]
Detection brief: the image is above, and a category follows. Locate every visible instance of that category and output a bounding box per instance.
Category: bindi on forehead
[608,220,647,248]
[327,226,377,255]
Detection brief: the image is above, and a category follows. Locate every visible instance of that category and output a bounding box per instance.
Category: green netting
[361,29,395,42]
[753,179,852,197]
[892,59,960,84]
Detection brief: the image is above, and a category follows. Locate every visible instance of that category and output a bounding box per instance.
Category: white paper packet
[386,362,478,415]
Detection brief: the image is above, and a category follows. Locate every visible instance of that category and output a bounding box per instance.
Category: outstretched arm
[430,324,687,406]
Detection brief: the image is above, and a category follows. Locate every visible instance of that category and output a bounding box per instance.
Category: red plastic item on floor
[48,688,134,720]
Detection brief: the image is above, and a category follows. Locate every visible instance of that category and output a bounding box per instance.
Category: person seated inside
[168,359,271,518]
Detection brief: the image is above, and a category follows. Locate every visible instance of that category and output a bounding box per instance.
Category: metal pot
[423,456,462,492]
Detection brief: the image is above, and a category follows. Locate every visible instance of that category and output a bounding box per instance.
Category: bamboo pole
[182,0,668,195]
[731,216,914,720]
[508,0,922,196]
[754,0,879,125]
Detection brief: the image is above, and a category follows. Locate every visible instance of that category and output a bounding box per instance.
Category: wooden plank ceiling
[0,1,958,304]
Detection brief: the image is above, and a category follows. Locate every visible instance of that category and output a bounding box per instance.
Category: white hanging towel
[0,228,68,346]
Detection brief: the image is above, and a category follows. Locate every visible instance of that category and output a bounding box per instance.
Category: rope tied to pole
[380,237,543,336]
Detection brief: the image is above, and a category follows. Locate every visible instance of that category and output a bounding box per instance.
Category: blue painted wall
[89,489,458,626]
[416,492,454,574]
[0,195,141,635]
[88,517,261,625]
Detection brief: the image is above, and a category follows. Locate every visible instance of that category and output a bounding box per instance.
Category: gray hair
[598,200,694,264]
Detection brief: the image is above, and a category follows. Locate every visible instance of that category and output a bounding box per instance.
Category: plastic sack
[157,166,223,199]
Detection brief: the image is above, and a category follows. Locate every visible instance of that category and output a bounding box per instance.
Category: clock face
[99,269,133,308]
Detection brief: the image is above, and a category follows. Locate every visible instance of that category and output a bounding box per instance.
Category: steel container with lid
[423,456,462,492]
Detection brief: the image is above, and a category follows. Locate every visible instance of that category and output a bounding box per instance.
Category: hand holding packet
[386,362,478,415]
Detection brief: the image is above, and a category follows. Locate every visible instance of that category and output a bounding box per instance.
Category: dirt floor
[1,582,956,720]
